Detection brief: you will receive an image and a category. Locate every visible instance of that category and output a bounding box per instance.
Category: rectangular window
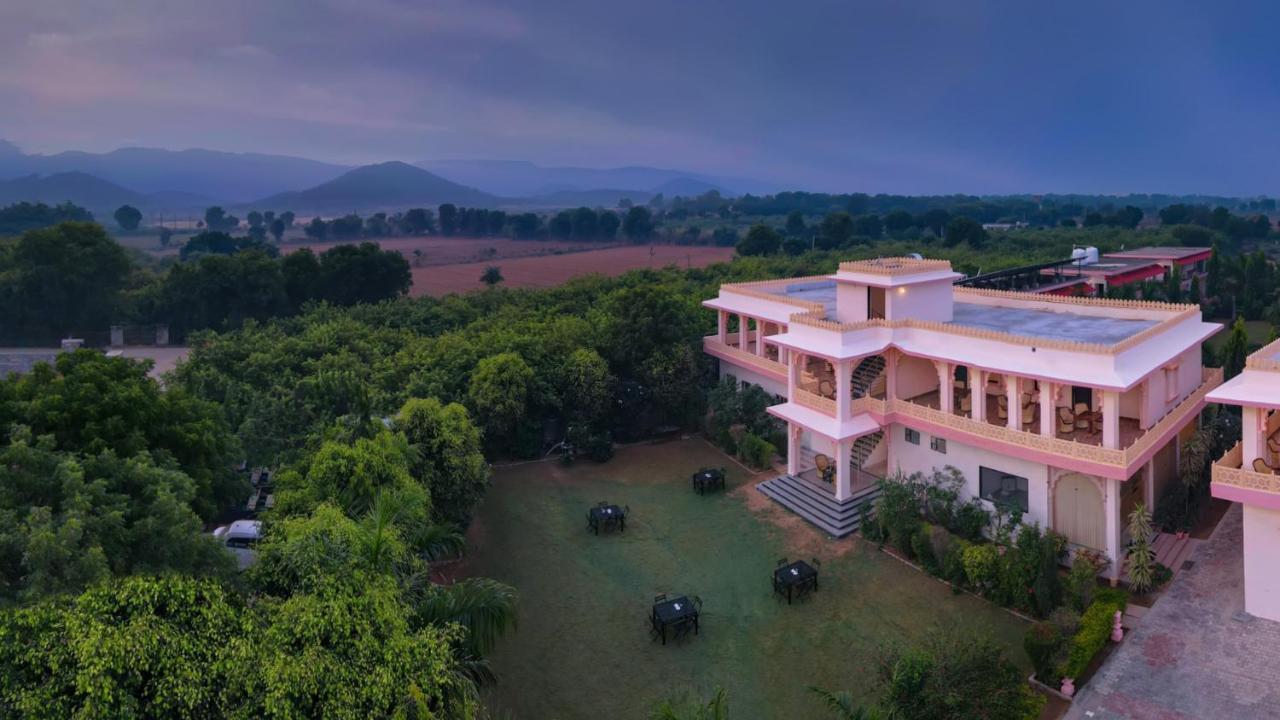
[979,467,1029,513]
[905,427,920,445]
[930,436,947,454]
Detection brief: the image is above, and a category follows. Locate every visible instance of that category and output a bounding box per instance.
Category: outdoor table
[651,595,699,645]
[692,468,725,495]
[588,504,625,535]
[773,560,819,604]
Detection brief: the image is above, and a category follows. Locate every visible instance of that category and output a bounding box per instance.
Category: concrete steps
[1123,532,1201,584]
[756,474,882,538]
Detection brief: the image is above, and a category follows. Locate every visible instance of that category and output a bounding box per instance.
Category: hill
[520,188,655,209]
[420,159,771,197]
[0,172,148,214]
[649,177,723,197]
[250,161,499,212]
[0,141,349,203]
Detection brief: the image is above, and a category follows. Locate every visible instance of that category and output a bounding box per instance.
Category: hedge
[1058,589,1127,680]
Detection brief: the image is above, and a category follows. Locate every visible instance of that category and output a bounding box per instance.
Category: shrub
[911,523,936,570]
[876,475,922,556]
[1023,621,1064,683]
[735,432,776,470]
[1058,591,1127,680]
[962,543,999,594]
[1048,607,1081,639]
[941,538,969,589]
[1126,503,1156,594]
[1065,553,1101,612]
[859,501,884,543]
[953,500,990,541]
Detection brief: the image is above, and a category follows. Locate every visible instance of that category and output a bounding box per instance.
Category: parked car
[212,519,262,570]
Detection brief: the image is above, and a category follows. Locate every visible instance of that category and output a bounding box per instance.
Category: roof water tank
[1071,246,1099,265]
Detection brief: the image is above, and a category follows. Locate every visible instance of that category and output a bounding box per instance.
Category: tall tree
[396,397,489,528]
[468,352,535,445]
[112,204,142,230]
[2,222,130,337]
[438,203,459,236]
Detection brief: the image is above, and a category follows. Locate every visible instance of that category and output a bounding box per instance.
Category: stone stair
[756,474,882,538]
[1122,532,1200,584]
[851,431,884,468]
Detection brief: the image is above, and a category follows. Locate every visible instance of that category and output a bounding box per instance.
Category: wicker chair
[997,395,1008,420]
[814,454,834,483]
[1073,403,1092,431]
[1021,403,1037,429]
[1254,458,1278,475]
[1057,407,1075,435]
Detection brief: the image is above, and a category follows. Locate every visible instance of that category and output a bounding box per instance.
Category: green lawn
[462,439,1029,719]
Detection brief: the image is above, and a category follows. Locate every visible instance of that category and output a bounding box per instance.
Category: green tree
[279,431,428,520]
[480,265,503,286]
[438,203,459,236]
[268,217,285,242]
[112,204,142,230]
[623,206,655,241]
[944,216,988,248]
[599,210,621,239]
[602,285,702,375]
[2,222,131,337]
[315,242,412,305]
[736,223,782,256]
[304,216,328,240]
[203,206,239,232]
[401,207,436,235]
[247,210,265,229]
[1223,316,1249,378]
[571,207,600,239]
[559,348,615,427]
[649,686,729,720]
[279,210,295,228]
[817,212,854,248]
[785,210,807,237]
[396,397,489,528]
[468,352,535,445]
[1126,503,1156,594]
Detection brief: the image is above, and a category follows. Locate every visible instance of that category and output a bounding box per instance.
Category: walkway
[1066,504,1280,720]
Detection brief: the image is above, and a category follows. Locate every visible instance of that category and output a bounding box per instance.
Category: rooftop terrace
[763,279,837,318]
[947,302,1159,345]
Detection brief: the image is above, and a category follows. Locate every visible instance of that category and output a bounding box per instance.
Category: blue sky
[1,0,1278,194]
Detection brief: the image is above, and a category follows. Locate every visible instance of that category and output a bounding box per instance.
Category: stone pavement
[1066,504,1280,720]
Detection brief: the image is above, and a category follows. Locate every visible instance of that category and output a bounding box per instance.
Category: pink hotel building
[703,257,1222,583]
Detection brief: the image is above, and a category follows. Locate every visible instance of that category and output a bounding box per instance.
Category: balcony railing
[851,367,1223,470]
[703,336,786,377]
[1213,441,1280,495]
[794,389,836,415]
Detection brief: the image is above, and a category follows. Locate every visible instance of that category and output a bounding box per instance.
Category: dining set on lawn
[648,593,702,645]
[691,467,726,495]
[773,557,820,604]
[586,501,629,535]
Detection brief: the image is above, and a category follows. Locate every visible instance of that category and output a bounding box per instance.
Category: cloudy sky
[1,0,1278,194]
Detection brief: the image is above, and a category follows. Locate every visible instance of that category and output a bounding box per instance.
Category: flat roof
[1105,247,1212,261]
[1048,257,1163,277]
[763,279,837,318]
[947,301,1159,345]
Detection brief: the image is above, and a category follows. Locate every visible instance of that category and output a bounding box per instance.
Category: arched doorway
[1054,473,1105,551]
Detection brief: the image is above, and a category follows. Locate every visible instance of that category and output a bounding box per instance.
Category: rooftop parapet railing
[838,257,954,276]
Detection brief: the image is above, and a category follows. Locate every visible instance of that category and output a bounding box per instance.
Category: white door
[1055,473,1105,551]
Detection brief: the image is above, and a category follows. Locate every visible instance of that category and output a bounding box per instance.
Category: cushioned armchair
[1057,407,1075,435]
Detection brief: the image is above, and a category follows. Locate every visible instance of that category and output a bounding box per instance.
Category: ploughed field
[410,244,734,296]
[459,439,1029,719]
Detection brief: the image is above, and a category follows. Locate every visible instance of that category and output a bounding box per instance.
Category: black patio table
[773,560,819,604]
[588,504,625,535]
[691,468,726,495]
[651,595,699,645]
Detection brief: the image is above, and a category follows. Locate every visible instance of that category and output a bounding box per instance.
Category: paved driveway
[1067,504,1280,720]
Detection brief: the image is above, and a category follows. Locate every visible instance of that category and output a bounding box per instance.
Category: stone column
[1006,374,1020,431]
[756,320,768,357]
[1104,477,1122,585]
[970,367,986,423]
[788,352,803,398]
[1039,381,1055,436]
[1244,406,1262,465]
[787,423,801,475]
[835,438,852,501]
[1143,460,1155,508]
[1102,390,1120,449]
[110,324,124,347]
[836,359,852,419]
[936,361,952,414]
[885,349,898,401]
[717,310,727,344]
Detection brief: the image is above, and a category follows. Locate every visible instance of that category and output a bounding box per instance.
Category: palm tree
[410,577,519,657]
[649,686,728,720]
[808,688,883,720]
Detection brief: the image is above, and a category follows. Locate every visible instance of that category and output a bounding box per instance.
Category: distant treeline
[298,203,658,243]
[0,201,94,236]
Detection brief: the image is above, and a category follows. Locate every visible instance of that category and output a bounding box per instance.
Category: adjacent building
[703,257,1222,582]
[1207,341,1280,621]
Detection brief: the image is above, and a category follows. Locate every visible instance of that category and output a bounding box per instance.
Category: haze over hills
[250,161,499,213]
[0,172,150,215]
[417,159,771,197]
[0,140,349,203]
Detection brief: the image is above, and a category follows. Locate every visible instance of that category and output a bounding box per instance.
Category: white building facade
[704,257,1221,581]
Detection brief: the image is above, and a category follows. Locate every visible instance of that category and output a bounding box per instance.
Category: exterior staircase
[757,474,882,538]
[1123,532,1200,584]
[851,355,886,398]
[851,431,884,468]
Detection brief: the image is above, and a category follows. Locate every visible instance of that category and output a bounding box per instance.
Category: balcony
[852,367,1223,474]
[1212,441,1280,506]
[703,334,786,379]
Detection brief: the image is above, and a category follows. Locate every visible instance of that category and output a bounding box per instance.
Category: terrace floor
[459,439,1029,719]
[948,301,1158,345]
[1066,504,1280,720]
[907,389,1144,448]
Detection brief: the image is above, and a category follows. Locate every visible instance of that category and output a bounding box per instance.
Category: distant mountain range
[0,139,774,217]
[250,161,498,213]
[418,158,770,197]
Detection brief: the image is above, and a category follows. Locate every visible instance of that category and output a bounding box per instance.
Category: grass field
[412,244,734,296]
[1205,318,1272,354]
[459,439,1029,720]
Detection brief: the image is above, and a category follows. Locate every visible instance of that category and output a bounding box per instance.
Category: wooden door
[1055,473,1105,551]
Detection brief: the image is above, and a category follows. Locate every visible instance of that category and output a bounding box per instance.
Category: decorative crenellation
[1245,337,1280,372]
[1213,441,1280,494]
[955,286,1199,314]
[719,277,830,313]
[838,257,954,275]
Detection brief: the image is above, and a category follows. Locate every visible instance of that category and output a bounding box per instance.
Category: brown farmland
[411,244,735,297]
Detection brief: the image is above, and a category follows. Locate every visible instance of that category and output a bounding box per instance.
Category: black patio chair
[586,511,594,532]
[811,557,821,568]
[654,593,668,604]
[692,595,703,613]
[647,613,661,641]
[776,557,788,568]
